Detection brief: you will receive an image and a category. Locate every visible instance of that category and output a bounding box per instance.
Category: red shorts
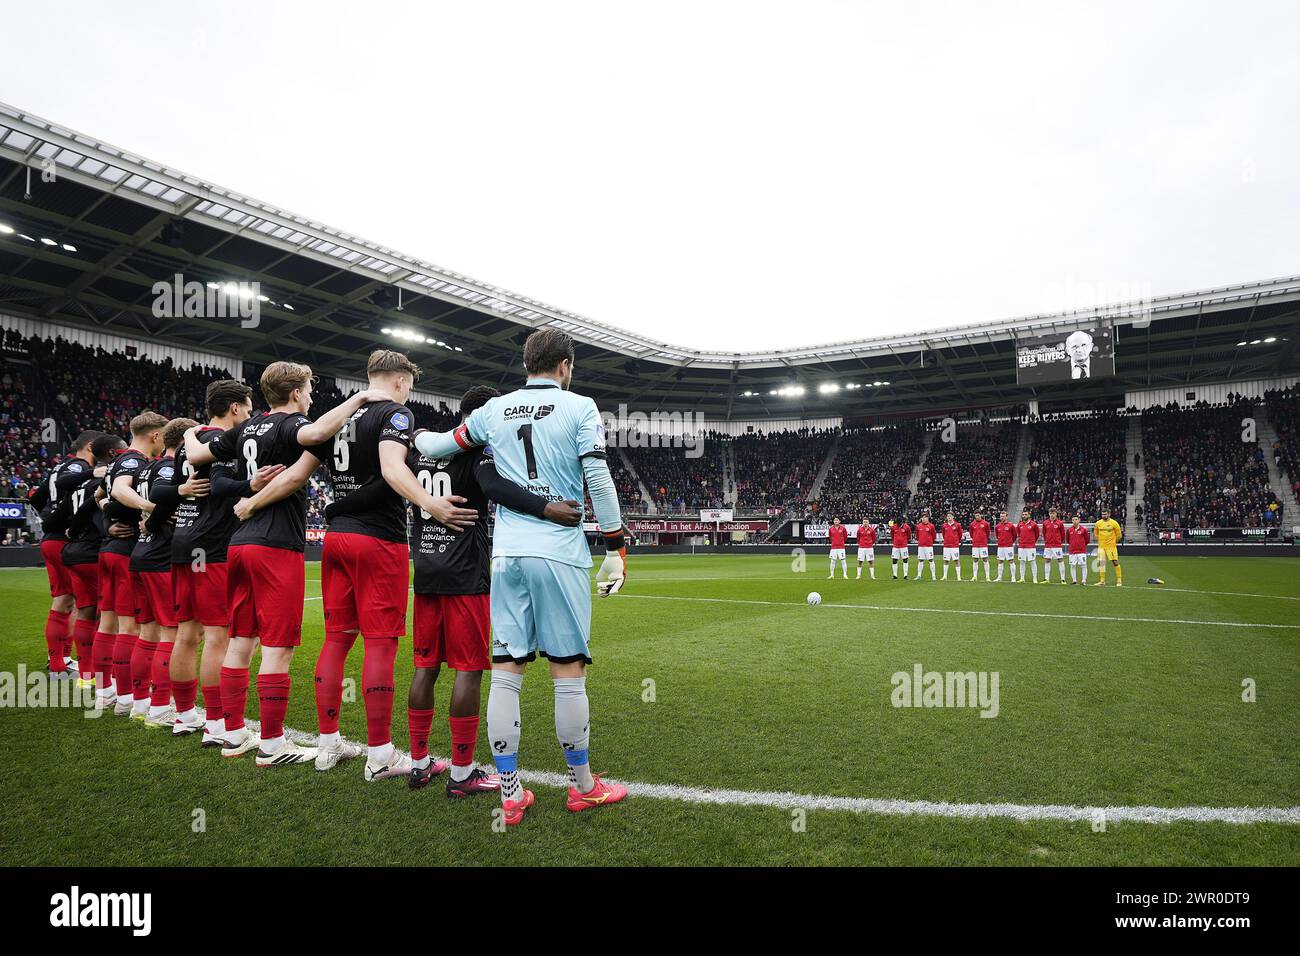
[173,561,230,627]
[41,540,72,597]
[133,570,178,628]
[69,562,100,609]
[98,552,136,617]
[413,593,490,671]
[227,544,305,647]
[321,532,409,638]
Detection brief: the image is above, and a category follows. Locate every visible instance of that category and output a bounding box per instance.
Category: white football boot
[144,706,177,730]
[255,739,318,768]
[364,749,413,782]
[172,711,205,736]
[315,736,366,771]
[219,727,260,758]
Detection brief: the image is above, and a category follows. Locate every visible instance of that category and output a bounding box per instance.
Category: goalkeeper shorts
[489,556,592,665]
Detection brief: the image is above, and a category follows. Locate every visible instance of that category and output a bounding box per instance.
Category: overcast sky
[3,1,1297,351]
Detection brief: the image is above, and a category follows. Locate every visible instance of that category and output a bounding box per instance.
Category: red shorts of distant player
[320,532,409,638]
[41,540,72,597]
[227,544,305,647]
[413,593,490,671]
[172,561,229,627]
[133,570,178,628]
[68,563,99,610]
[98,552,135,617]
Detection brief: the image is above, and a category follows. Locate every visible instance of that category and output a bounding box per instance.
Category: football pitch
[1,552,1297,867]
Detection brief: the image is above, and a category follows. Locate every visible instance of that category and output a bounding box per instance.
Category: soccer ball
[807,591,822,606]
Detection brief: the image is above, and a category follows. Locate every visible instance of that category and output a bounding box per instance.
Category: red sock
[93,631,115,690]
[150,641,174,707]
[113,633,135,699]
[74,619,95,678]
[201,684,222,722]
[219,666,249,732]
[314,631,356,735]
[362,636,398,746]
[130,638,156,701]
[63,614,74,659]
[408,708,434,760]
[449,715,480,768]
[257,672,291,741]
[44,610,70,671]
[173,678,198,714]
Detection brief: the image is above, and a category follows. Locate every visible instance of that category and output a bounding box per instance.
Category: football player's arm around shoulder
[235,449,319,520]
[414,402,491,460]
[185,423,234,467]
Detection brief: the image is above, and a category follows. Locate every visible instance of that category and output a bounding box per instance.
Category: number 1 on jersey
[516,423,538,480]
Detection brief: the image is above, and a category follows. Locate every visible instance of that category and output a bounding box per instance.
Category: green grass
[1,553,1298,866]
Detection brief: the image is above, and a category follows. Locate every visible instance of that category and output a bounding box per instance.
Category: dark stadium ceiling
[0,101,1298,421]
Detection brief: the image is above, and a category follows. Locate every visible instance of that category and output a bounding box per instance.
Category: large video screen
[1015,326,1115,384]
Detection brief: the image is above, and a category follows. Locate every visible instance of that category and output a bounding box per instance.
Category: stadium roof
[1,100,1298,421]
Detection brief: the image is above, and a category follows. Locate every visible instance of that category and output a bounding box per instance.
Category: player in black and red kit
[61,435,127,707]
[102,412,167,717]
[185,361,384,767]
[32,430,101,678]
[325,383,581,793]
[129,418,196,725]
[239,351,479,780]
[154,380,277,742]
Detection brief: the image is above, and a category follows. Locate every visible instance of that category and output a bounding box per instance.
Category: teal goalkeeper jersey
[460,378,605,568]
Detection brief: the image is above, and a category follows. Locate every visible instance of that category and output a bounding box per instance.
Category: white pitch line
[619,593,1300,630]
[1141,585,1300,603]
[212,713,1300,826]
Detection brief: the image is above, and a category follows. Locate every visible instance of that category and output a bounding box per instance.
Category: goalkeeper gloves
[596,527,627,597]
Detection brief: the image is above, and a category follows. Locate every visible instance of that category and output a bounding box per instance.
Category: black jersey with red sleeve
[100,449,150,556]
[323,401,414,544]
[130,456,177,572]
[209,411,327,552]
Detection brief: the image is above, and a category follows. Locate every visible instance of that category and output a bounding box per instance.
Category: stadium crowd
[1265,385,1300,510]
[2,328,1296,537]
[1141,398,1283,530]
[1022,414,1129,522]
[622,434,728,512]
[1,354,46,504]
[910,422,1019,520]
[733,428,836,512]
[810,424,922,521]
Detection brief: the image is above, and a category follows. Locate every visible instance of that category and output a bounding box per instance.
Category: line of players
[824,507,1125,585]
[32,337,630,822]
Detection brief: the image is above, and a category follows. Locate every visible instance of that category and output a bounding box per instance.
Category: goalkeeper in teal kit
[414,328,628,825]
